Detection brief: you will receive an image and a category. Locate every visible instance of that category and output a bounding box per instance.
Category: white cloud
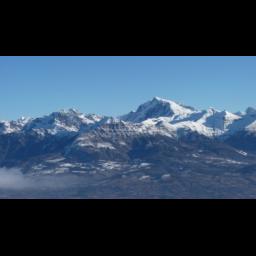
[0,168,32,189]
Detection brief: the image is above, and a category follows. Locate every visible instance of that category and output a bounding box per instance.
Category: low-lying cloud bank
[0,168,83,190]
[0,168,33,189]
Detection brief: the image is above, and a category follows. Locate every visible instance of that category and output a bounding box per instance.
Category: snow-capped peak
[153,96,195,107]
[59,108,80,115]
[22,110,105,136]
[16,116,31,125]
[119,97,245,136]
[120,97,196,123]
[0,116,31,135]
[200,109,241,131]
[1,98,256,139]
[227,107,256,135]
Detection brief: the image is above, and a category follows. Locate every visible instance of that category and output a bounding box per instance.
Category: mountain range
[1,97,256,198]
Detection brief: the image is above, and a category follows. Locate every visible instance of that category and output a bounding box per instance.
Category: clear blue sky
[0,56,256,120]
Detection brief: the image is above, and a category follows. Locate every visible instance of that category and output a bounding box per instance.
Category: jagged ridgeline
[1,97,256,173]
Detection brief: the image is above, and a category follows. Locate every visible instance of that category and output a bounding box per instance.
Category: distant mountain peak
[153,96,175,103]
[208,107,219,113]
[55,108,81,115]
[246,107,256,115]
[1,97,256,139]
[153,96,195,110]
[121,97,195,123]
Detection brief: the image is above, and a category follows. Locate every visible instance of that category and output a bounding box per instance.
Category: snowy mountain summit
[1,97,256,139]
[120,97,255,138]
[121,97,195,123]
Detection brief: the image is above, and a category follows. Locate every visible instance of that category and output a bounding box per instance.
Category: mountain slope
[2,98,256,198]
[1,97,256,173]
[120,97,196,123]
[22,109,104,136]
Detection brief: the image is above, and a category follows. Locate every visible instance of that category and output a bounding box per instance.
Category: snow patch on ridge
[2,97,256,139]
